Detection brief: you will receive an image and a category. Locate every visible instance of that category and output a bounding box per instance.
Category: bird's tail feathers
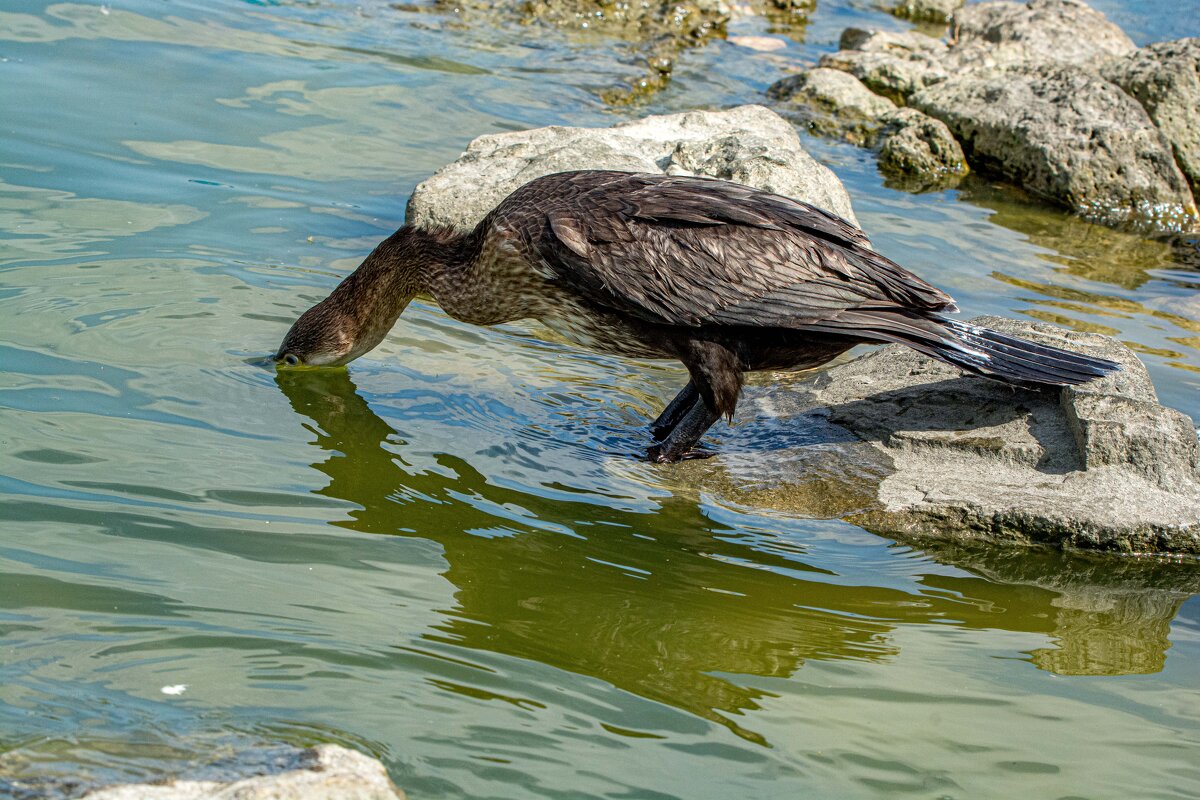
[807,312,1120,387]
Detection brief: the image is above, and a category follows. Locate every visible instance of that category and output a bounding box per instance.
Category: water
[2,1,1199,797]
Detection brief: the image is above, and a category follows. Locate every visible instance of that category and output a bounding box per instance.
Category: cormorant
[276,170,1118,462]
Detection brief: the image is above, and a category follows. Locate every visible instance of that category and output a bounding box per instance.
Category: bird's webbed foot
[645,444,716,463]
[644,399,721,463]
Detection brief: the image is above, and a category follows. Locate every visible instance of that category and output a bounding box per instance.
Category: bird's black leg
[646,400,721,463]
[650,381,699,441]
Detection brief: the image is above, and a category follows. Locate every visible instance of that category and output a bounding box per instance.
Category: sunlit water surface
[2,1,1200,798]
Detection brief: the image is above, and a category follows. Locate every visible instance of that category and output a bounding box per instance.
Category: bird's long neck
[420,226,531,326]
[317,225,477,356]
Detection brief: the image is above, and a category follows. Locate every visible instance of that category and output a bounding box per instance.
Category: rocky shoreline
[768,0,1198,232]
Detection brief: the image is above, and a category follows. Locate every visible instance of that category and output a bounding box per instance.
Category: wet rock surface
[876,107,968,188]
[818,43,948,103]
[407,105,859,231]
[1102,38,1200,193]
[767,68,896,143]
[890,0,963,24]
[58,745,404,800]
[414,0,813,104]
[910,62,1196,230]
[697,316,1200,555]
[838,27,948,55]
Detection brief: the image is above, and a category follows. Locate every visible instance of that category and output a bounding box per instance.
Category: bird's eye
[283,354,300,366]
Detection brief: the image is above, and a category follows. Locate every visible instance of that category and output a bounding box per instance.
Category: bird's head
[275,298,368,367]
[275,229,425,368]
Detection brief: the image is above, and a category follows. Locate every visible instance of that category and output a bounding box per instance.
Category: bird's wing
[538,173,955,328]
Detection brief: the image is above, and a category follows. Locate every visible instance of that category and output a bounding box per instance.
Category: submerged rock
[876,107,968,188]
[416,0,814,104]
[1102,38,1200,193]
[708,316,1200,554]
[911,62,1197,230]
[407,105,859,230]
[78,745,403,800]
[767,68,896,144]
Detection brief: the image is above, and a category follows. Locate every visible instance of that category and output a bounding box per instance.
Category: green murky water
[2,1,1200,798]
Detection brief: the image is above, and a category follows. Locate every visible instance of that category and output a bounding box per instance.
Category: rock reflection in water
[957,178,1181,290]
[910,542,1200,676]
[952,178,1200,376]
[275,369,1198,749]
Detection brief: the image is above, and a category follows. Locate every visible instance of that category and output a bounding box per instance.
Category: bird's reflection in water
[275,369,1198,743]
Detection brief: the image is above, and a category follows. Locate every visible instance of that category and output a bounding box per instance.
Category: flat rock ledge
[687,316,1200,555]
[76,745,403,800]
[407,105,858,231]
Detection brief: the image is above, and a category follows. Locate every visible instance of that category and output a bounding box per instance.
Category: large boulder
[911,62,1197,230]
[1102,39,1200,193]
[77,745,403,800]
[407,106,860,230]
[767,68,897,144]
[947,0,1136,72]
[821,1,1138,102]
[686,317,1200,554]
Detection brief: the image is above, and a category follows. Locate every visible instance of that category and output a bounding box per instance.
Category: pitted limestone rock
[1102,38,1200,193]
[910,62,1197,230]
[79,745,403,800]
[407,106,859,232]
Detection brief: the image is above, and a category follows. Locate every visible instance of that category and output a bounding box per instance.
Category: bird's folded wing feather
[540,174,955,328]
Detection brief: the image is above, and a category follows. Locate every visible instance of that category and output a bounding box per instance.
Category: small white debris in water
[100,4,110,15]
[161,684,188,695]
[728,36,787,52]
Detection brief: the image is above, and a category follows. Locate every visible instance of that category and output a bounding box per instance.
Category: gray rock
[824,1,1137,101]
[712,316,1200,554]
[79,745,403,800]
[837,27,948,55]
[819,47,948,102]
[407,105,859,230]
[891,0,963,24]
[876,108,968,186]
[911,62,1198,230]
[1102,38,1200,193]
[948,0,1136,72]
[767,68,896,144]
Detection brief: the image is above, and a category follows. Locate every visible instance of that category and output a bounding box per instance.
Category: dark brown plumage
[277,170,1118,462]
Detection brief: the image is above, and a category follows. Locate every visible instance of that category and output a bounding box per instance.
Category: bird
[275,170,1119,462]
